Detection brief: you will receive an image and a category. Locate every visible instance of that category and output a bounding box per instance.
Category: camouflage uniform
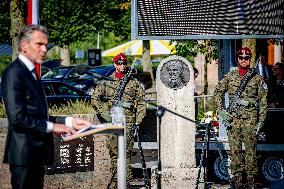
[91,71,146,185]
[214,69,267,186]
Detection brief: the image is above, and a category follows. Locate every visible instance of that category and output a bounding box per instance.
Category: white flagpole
[32,0,39,25]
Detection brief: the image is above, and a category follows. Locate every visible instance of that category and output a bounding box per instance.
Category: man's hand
[72,117,92,131]
[53,123,77,136]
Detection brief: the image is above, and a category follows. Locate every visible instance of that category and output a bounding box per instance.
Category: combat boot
[230,173,243,189]
[247,176,257,189]
[235,175,243,189]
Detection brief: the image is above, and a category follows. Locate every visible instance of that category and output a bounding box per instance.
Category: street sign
[76,50,84,59]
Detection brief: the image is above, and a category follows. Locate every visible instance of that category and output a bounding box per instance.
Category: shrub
[0,100,94,118]
[0,56,11,75]
[0,103,7,118]
[48,100,94,116]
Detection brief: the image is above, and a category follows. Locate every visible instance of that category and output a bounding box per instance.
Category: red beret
[113,53,127,63]
[236,47,252,56]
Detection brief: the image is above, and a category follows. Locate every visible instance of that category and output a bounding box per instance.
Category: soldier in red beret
[92,53,146,188]
[214,47,268,188]
[113,53,128,79]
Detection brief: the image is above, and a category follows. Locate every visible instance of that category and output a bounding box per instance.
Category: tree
[39,0,131,65]
[1,0,131,65]
[10,0,26,60]
[0,1,12,45]
[174,40,218,94]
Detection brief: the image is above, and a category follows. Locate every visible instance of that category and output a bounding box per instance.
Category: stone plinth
[156,55,204,188]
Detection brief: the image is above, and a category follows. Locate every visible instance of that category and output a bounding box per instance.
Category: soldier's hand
[101,111,112,122]
[218,109,232,122]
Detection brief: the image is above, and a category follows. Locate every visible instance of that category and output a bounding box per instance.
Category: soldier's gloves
[218,109,232,122]
[99,111,112,123]
[255,122,264,135]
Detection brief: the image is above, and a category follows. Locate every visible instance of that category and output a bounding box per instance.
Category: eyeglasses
[115,61,127,65]
[115,59,127,65]
[238,56,250,61]
[115,62,127,66]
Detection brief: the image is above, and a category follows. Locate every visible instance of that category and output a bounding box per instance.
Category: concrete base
[151,166,204,189]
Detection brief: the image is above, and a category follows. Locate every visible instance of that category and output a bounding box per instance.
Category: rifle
[224,58,260,128]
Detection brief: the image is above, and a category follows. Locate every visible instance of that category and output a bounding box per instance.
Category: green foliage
[196,97,217,122]
[0,103,7,118]
[48,100,94,116]
[0,56,11,75]
[39,0,131,48]
[173,40,218,63]
[173,40,218,94]
[40,0,95,47]
[0,1,11,44]
[106,4,131,40]
[0,100,93,118]
[46,47,61,61]
[1,0,131,64]
[69,32,127,65]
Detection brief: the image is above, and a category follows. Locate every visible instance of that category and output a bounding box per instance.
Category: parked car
[42,59,61,69]
[0,80,90,106]
[41,80,91,106]
[41,64,115,95]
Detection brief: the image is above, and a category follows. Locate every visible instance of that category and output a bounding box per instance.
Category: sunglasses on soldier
[115,59,127,65]
[238,56,250,61]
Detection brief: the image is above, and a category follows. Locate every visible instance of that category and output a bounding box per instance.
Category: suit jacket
[2,58,64,166]
[255,63,272,81]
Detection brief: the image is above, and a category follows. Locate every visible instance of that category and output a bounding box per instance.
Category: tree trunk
[60,46,71,66]
[141,40,154,84]
[10,0,24,61]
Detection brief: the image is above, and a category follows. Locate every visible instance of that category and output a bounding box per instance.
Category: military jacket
[214,69,268,123]
[91,72,146,124]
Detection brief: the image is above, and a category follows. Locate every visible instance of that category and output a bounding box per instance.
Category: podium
[63,124,126,189]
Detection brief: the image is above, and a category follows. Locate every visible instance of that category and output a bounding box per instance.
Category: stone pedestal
[156,55,204,188]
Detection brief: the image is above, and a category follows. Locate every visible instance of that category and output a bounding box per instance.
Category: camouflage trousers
[107,123,135,188]
[227,117,258,177]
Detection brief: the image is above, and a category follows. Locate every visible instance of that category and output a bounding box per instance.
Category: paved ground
[129,178,282,189]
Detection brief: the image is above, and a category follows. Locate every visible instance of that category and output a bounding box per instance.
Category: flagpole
[27,0,41,78]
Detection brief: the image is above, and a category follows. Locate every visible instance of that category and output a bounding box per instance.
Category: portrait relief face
[160,59,190,90]
[168,64,183,81]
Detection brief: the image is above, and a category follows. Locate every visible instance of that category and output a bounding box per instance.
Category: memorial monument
[156,55,203,188]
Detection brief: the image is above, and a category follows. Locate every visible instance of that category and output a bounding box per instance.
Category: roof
[0,44,12,56]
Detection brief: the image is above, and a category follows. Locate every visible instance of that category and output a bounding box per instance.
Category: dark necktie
[31,68,38,80]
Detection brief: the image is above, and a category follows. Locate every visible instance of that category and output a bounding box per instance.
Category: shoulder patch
[262,83,268,90]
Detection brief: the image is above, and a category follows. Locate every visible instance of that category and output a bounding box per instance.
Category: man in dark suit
[1,25,91,189]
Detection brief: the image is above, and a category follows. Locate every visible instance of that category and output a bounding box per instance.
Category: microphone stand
[155,106,165,189]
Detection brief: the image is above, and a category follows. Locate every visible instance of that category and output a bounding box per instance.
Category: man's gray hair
[18,25,48,50]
